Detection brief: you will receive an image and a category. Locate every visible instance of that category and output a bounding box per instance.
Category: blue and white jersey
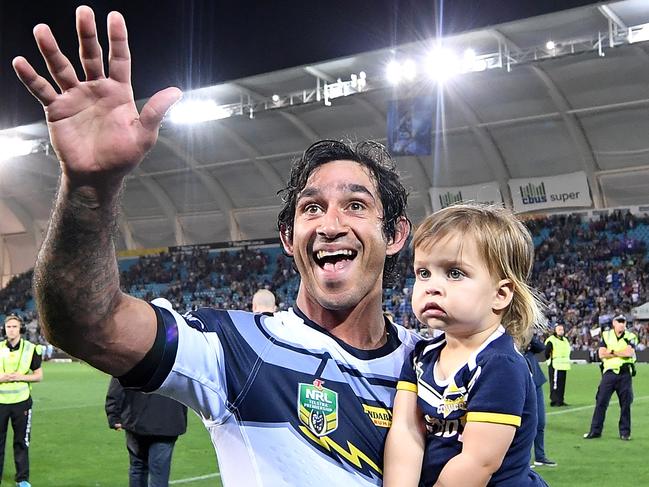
[398,326,547,487]
[120,298,420,486]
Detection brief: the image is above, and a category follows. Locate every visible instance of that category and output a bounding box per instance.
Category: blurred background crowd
[2,210,648,357]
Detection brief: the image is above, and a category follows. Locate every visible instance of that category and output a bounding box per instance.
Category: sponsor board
[509,171,592,213]
[429,182,502,211]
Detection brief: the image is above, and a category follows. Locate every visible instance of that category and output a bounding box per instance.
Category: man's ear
[493,279,514,311]
[280,225,294,256]
[386,216,411,256]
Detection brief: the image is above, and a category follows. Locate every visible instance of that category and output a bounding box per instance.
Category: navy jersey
[120,298,420,486]
[398,326,547,487]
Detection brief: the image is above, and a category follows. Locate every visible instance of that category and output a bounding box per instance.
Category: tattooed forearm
[33,182,124,360]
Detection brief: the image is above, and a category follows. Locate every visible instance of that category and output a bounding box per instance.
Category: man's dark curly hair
[277,139,410,286]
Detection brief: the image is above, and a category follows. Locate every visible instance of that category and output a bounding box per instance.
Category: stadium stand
[2,209,648,360]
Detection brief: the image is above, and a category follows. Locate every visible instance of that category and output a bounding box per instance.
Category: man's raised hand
[12,6,181,188]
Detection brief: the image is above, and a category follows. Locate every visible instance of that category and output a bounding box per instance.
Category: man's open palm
[12,6,181,185]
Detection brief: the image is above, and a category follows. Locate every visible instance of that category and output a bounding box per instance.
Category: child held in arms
[384,203,548,487]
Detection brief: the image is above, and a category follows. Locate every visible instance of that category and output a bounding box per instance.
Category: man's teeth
[316,249,354,260]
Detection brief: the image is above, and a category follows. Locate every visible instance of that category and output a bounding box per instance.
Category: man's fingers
[77,6,105,80]
[12,57,58,107]
[139,87,182,132]
[107,11,131,84]
[33,24,80,92]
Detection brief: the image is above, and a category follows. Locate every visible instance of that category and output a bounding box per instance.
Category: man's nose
[317,208,348,239]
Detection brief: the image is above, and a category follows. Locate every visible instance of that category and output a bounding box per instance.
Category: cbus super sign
[519,181,582,205]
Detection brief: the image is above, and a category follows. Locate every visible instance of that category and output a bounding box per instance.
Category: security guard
[0,315,43,487]
[545,323,571,406]
[584,314,637,441]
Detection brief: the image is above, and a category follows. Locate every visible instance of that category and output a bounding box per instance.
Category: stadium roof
[2,0,649,280]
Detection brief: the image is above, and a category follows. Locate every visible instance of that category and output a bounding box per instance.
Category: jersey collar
[292,306,402,360]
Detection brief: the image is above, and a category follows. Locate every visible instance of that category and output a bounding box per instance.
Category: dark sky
[0,0,599,130]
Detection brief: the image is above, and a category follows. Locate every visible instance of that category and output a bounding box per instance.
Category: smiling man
[14,7,418,486]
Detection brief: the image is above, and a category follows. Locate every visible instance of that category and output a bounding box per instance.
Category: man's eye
[448,269,464,280]
[304,204,321,214]
[349,202,365,211]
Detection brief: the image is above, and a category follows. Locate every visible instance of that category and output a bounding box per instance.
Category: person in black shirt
[105,378,188,486]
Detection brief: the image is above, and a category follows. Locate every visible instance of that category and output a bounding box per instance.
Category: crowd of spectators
[120,247,294,311]
[382,211,649,347]
[1,210,649,356]
[527,211,649,351]
[0,270,33,316]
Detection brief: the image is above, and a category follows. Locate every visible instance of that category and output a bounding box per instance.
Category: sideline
[547,394,649,416]
[170,473,221,484]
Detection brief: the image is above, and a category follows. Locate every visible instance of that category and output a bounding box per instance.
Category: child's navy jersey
[398,326,548,487]
[120,298,420,486]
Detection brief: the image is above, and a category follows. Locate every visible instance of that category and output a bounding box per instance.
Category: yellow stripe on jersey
[396,381,418,393]
[466,411,521,427]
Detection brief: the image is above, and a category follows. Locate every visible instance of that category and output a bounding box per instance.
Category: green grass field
[2,361,646,486]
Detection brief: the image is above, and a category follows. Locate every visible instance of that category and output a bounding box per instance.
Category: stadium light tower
[402,59,417,81]
[0,135,39,162]
[426,47,459,83]
[386,60,402,85]
[168,99,230,124]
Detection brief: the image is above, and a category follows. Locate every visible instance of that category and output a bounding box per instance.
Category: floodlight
[546,40,556,50]
[402,59,417,81]
[357,71,367,91]
[463,49,476,63]
[462,48,487,72]
[272,94,280,103]
[168,99,229,124]
[0,135,38,162]
[426,47,459,83]
[472,59,488,72]
[386,61,402,85]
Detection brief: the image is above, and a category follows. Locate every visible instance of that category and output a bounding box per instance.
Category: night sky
[0,0,599,130]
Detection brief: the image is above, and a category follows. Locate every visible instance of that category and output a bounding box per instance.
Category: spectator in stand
[251,289,277,314]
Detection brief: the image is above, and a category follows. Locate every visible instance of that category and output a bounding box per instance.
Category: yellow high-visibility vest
[0,339,39,404]
[545,335,571,370]
[601,329,637,374]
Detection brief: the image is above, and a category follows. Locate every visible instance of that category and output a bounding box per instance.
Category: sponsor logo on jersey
[362,404,392,428]
[298,379,338,437]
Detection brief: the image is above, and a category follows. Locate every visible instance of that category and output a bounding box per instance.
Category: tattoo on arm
[33,183,124,356]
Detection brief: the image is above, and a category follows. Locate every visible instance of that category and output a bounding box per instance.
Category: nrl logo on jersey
[298,379,338,437]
